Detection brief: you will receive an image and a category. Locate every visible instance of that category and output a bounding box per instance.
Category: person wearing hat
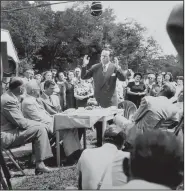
[77,124,130,189]
[126,72,147,108]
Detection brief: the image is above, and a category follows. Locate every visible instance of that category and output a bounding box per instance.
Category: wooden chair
[118,100,137,120]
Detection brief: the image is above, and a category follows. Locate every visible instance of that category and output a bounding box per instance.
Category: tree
[2,1,176,75]
[1,1,51,65]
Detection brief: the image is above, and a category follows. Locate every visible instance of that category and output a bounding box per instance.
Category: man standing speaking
[81,49,127,108]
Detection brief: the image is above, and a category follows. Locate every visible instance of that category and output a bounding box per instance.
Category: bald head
[26,80,41,98]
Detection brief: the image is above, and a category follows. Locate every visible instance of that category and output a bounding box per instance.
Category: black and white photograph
[1,1,184,190]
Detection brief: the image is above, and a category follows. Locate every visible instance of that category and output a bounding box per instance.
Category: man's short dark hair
[9,77,24,91]
[130,130,183,189]
[161,83,176,99]
[103,124,126,148]
[44,80,55,90]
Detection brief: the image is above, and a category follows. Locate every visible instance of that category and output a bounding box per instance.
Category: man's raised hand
[114,57,121,70]
[83,55,90,67]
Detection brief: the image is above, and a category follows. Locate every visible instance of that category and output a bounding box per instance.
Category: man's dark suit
[81,62,126,108]
[81,62,126,146]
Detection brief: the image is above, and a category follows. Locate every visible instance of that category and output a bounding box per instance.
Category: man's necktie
[49,96,53,105]
[102,64,106,73]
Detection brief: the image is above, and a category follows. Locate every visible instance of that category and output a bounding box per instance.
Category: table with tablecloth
[54,107,124,166]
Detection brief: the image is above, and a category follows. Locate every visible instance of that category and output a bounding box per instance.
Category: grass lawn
[3,129,183,190]
[4,129,96,190]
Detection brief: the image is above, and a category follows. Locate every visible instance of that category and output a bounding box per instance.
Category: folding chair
[154,117,182,134]
[0,150,12,190]
[2,147,25,176]
[118,100,137,120]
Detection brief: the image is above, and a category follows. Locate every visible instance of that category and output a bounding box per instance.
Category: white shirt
[102,62,110,72]
[77,143,130,189]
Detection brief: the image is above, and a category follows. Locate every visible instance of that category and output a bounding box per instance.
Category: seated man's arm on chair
[3,100,29,130]
[132,97,149,122]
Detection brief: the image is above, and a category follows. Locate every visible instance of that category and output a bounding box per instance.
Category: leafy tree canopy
[1,1,181,77]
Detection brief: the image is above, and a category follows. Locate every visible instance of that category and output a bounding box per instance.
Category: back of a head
[103,124,126,149]
[130,130,183,189]
[9,77,24,91]
[167,3,184,64]
[26,80,40,95]
[161,83,176,99]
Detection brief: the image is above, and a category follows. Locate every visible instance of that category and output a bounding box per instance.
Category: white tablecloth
[54,108,123,130]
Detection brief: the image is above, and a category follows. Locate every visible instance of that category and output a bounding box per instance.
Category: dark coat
[81,63,126,108]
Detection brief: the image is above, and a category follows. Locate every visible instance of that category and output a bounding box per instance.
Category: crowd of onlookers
[1,2,183,189]
[12,67,94,111]
[2,67,183,112]
[117,69,183,108]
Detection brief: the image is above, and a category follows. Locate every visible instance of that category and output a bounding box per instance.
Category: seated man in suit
[77,124,130,190]
[115,130,183,189]
[40,80,61,115]
[116,83,180,147]
[23,80,82,165]
[22,80,53,135]
[1,77,53,175]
